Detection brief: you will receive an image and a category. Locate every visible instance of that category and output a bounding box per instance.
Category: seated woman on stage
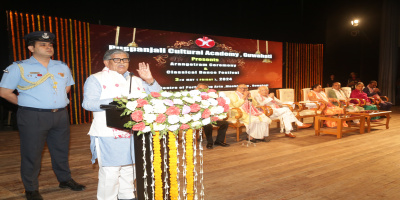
[228,84,271,142]
[307,84,347,127]
[350,82,380,122]
[254,86,311,138]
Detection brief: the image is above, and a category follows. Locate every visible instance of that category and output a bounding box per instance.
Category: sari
[350,89,380,120]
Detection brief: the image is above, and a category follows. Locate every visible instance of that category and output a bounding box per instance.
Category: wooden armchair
[323,87,360,112]
[274,88,320,128]
[368,95,389,110]
[326,87,364,114]
[276,88,295,103]
[220,91,247,142]
[226,107,246,142]
[252,89,296,130]
[275,88,299,115]
[341,87,352,98]
[298,88,322,123]
[323,87,344,108]
[338,98,363,114]
[257,105,280,128]
[349,98,367,107]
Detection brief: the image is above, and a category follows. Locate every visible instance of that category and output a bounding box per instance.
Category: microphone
[247,92,252,101]
[129,72,134,94]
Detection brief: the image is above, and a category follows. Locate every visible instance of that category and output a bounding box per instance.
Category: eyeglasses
[239,87,248,90]
[109,58,130,63]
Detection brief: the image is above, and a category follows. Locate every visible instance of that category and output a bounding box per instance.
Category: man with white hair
[82,49,161,200]
[254,86,311,138]
[328,82,365,112]
[228,84,271,142]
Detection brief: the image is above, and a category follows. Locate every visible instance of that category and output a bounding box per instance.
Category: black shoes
[25,179,84,200]
[59,179,86,191]
[249,138,270,143]
[207,141,230,149]
[25,190,43,200]
[257,138,270,142]
[214,141,230,147]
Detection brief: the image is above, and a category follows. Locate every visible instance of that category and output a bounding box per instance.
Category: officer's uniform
[0,31,75,191]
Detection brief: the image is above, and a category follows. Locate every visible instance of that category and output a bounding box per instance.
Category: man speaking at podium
[82,49,161,200]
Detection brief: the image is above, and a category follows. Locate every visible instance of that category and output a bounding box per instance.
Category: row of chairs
[322,87,389,110]
[222,89,323,141]
[220,87,385,141]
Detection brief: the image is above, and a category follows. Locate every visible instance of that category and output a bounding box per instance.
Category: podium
[101,104,153,200]
[100,100,206,200]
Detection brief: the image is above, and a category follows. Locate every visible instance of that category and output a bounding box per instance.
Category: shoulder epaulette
[15,61,23,64]
[53,60,67,65]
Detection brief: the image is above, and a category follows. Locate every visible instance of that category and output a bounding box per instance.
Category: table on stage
[314,115,365,139]
[346,110,391,133]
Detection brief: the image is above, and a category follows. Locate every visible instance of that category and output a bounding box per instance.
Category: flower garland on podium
[153,131,163,199]
[113,89,230,199]
[168,131,179,200]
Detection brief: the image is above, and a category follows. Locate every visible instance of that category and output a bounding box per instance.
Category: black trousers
[17,107,72,191]
[202,120,229,144]
[379,102,392,111]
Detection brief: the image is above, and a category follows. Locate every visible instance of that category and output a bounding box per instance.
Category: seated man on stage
[362,80,392,111]
[327,82,364,124]
[82,49,161,200]
[254,86,311,138]
[197,83,230,149]
[228,84,271,142]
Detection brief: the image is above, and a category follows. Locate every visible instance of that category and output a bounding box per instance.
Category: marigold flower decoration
[153,131,163,200]
[186,129,194,200]
[168,131,179,200]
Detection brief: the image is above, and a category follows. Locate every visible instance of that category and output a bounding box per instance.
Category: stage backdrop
[89,24,283,91]
[6,11,323,124]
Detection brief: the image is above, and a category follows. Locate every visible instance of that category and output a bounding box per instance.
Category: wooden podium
[101,104,153,200]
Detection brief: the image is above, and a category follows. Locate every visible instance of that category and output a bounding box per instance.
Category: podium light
[115,26,120,46]
[262,58,272,63]
[255,40,261,54]
[127,28,138,47]
[262,40,272,63]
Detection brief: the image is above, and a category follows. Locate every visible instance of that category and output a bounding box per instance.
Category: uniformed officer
[0,31,85,200]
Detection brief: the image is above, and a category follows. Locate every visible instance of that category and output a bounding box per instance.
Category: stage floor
[1,107,400,200]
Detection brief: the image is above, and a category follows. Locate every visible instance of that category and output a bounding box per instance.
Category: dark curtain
[378,0,399,105]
